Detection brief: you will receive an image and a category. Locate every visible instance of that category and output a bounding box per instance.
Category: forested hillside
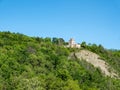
[0,31,120,90]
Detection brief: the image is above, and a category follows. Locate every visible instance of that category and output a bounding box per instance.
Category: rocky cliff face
[70,50,118,78]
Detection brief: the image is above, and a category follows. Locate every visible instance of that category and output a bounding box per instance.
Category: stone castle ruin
[67,38,81,48]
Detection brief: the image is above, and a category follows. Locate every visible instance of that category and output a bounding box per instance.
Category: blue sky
[0,0,120,49]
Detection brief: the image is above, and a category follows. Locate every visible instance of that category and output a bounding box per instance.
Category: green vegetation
[0,31,120,90]
[81,42,120,77]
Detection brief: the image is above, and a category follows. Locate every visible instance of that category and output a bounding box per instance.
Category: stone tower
[69,38,75,48]
[67,38,81,48]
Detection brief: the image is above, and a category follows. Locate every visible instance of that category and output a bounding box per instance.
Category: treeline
[0,31,120,90]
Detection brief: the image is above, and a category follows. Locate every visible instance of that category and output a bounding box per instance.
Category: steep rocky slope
[70,50,118,78]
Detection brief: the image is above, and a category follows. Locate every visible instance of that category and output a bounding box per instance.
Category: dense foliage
[0,31,120,90]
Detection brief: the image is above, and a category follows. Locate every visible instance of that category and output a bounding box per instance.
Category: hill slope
[75,50,118,78]
[0,31,120,90]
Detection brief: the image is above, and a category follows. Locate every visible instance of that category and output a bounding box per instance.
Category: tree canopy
[0,31,120,90]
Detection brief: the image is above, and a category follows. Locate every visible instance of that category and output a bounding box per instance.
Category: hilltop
[0,31,120,90]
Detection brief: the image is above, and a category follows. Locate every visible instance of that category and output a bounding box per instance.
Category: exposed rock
[70,50,118,78]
